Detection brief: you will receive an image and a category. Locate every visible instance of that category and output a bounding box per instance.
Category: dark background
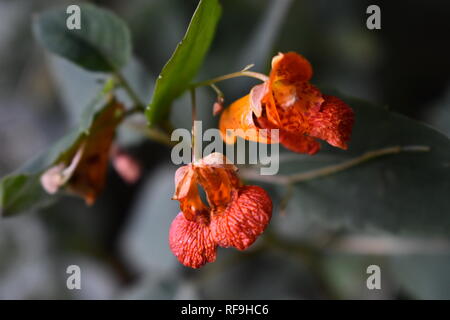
[0,0,449,299]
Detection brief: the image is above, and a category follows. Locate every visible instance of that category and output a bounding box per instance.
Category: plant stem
[111,71,176,146]
[190,88,201,162]
[125,122,175,147]
[114,71,146,112]
[191,70,269,88]
[210,83,224,99]
[240,145,431,185]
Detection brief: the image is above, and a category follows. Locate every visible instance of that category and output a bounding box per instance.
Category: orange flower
[219,52,354,154]
[169,153,272,268]
[40,99,125,204]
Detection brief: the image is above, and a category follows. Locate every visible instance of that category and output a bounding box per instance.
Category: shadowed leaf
[263,96,450,236]
[33,3,131,71]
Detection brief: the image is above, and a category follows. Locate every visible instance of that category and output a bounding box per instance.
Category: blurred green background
[0,0,449,299]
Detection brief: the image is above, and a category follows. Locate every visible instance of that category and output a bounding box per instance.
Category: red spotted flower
[219,52,355,154]
[169,153,272,268]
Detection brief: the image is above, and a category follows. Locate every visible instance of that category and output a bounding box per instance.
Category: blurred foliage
[271,96,450,236]
[0,81,116,216]
[0,0,449,300]
[33,3,131,72]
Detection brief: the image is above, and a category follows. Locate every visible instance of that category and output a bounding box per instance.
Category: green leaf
[145,0,222,126]
[0,87,116,217]
[33,3,131,71]
[268,96,450,236]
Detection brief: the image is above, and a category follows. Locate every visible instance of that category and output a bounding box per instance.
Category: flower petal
[307,95,355,149]
[173,165,208,221]
[195,152,236,170]
[264,80,323,131]
[40,163,68,194]
[279,130,321,155]
[256,115,320,154]
[169,212,217,269]
[173,166,195,200]
[219,94,271,144]
[263,53,323,130]
[210,186,272,250]
[196,165,239,210]
[40,146,84,194]
[270,52,313,83]
[249,83,269,117]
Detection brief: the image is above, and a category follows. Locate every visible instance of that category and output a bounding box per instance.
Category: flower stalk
[191,70,269,89]
[240,145,431,185]
[190,88,202,162]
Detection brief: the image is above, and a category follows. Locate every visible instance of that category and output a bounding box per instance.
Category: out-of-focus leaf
[389,255,450,299]
[49,56,107,124]
[49,55,153,147]
[118,271,197,300]
[426,86,450,137]
[0,215,59,299]
[322,254,392,299]
[0,87,119,217]
[57,255,120,299]
[197,250,322,299]
[264,96,450,236]
[33,3,131,72]
[145,0,221,126]
[120,164,179,272]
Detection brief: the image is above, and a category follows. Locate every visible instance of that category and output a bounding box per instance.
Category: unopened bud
[112,151,142,184]
[213,96,225,116]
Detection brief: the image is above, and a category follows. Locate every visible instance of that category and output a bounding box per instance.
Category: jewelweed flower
[219,52,355,154]
[169,153,272,268]
[40,99,125,204]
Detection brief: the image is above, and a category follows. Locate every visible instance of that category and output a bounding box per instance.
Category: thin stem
[191,70,269,88]
[288,145,430,183]
[190,88,201,162]
[114,71,146,112]
[240,145,431,185]
[108,71,177,148]
[210,83,224,99]
[125,122,175,147]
